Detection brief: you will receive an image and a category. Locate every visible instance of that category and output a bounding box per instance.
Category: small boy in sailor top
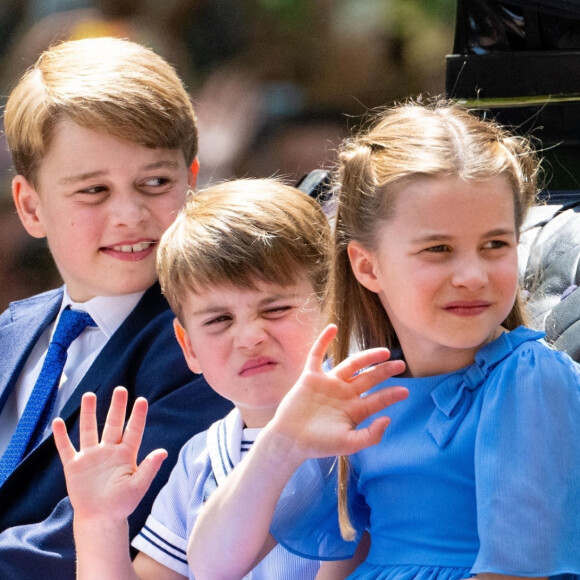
[53,178,329,580]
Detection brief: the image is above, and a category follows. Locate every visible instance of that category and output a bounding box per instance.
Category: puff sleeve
[271,456,369,560]
[472,341,580,576]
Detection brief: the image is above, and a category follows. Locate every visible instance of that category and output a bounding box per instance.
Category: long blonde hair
[329,98,540,540]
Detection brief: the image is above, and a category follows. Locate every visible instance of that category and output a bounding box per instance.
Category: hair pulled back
[331,98,540,540]
[329,98,539,364]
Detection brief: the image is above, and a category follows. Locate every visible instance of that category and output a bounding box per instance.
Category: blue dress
[271,327,580,579]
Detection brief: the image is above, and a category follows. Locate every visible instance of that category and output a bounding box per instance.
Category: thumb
[305,324,337,371]
[133,449,168,496]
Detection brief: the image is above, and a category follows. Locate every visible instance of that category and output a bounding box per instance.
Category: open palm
[270,325,409,461]
[53,387,167,523]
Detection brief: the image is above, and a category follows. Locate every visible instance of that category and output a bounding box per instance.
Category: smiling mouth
[110,241,156,253]
[444,302,491,316]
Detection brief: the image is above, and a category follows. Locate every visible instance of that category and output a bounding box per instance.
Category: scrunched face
[174,277,323,428]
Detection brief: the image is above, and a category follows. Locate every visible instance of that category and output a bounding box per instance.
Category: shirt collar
[59,287,145,339]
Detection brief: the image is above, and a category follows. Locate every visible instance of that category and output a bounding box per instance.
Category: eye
[204,314,232,326]
[143,177,170,186]
[482,240,509,250]
[263,305,292,318]
[139,176,173,193]
[424,244,450,253]
[74,185,109,203]
[77,185,108,195]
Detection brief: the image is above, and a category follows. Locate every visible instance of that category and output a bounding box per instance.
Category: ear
[12,175,47,239]
[347,240,383,294]
[174,318,203,374]
[188,158,199,188]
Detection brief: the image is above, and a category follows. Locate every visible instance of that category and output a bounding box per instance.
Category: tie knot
[52,308,97,350]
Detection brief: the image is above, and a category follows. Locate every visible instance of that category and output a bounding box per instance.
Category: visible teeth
[113,242,154,253]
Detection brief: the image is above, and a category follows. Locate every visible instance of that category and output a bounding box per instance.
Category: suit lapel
[0,285,169,493]
[0,289,63,415]
[59,284,167,421]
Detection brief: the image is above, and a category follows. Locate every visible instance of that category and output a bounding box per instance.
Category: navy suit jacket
[0,284,232,579]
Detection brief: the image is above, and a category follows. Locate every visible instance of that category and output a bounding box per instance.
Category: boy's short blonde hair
[157,178,330,322]
[4,36,198,185]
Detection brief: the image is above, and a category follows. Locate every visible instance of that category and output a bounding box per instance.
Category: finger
[349,359,407,396]
[332,348,394,381]
[132,448,168,498]
[346,416,392,454]
[352,386,409,424]
[101,386,129,444]
[79,392,98,448]
[52,418,77,465]
[121,397,149,453]
[305,325,337,371]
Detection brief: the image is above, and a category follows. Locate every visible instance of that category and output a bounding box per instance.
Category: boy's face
[12,120,195,302]
[174,278,323,428]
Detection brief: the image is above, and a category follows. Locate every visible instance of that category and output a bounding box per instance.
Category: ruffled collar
[426,326,544,448]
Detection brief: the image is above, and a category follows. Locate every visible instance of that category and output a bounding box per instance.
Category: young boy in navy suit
[53,178,330,579]
[0,36,231,579]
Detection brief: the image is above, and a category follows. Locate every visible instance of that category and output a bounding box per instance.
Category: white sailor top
[132,408,321,579]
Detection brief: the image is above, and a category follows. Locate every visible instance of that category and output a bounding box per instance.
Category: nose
[451,254,488,290]
[233,320,268,350]
[110,190,150,228]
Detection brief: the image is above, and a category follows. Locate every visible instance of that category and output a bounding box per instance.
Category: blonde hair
[4,36,198,185]
[157,178,330,323]
[331,97,540,540]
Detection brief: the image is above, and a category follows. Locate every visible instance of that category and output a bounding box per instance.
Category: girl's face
[348,175,519,377]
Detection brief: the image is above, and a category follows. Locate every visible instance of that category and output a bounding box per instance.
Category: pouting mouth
[239,358,277,375]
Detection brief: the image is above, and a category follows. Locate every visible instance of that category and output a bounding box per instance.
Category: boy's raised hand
[53,386,167,524]
[188,325,408,580]
[269,324,409,462]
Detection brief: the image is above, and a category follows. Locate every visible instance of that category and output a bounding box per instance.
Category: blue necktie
[0,308,96,485]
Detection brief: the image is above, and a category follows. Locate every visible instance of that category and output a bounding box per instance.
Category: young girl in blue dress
[188,99,580,580]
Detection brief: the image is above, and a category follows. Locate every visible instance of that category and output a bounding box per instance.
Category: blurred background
[0,0,455,311]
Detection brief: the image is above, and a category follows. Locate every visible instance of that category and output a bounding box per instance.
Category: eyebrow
[58,160,181,185]
[411,227,516,244]
[191,293,297,317]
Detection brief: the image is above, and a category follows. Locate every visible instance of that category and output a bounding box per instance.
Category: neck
[400,327,505,378]
[238,407,277,429]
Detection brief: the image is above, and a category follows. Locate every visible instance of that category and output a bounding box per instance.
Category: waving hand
[53,386,167,523]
